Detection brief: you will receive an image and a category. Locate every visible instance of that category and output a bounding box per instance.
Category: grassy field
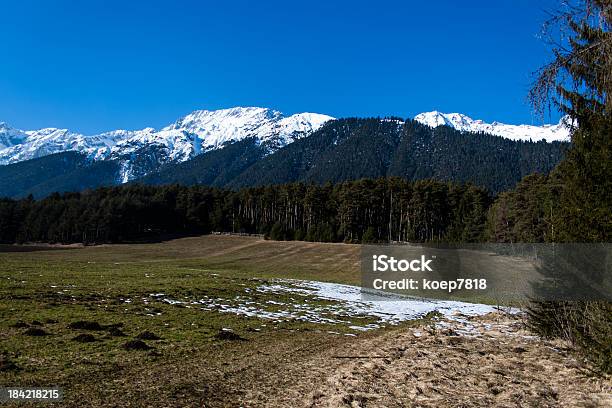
[0,235,394,406]
[1,236,609,407]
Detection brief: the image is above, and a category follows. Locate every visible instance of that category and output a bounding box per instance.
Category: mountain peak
[0,107,334,175]
[161,107,333,152]
[414,111,571,142]
[0,122,28,150]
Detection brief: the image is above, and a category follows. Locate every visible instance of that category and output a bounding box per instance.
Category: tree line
[0,178,491,245]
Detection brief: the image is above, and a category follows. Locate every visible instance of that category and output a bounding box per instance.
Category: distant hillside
[221,119,566,193]
[0,118,568,198]
[137,138,267,187]
[0,152,120,198]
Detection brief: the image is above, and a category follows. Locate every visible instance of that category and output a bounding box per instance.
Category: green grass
[2,236,419,406]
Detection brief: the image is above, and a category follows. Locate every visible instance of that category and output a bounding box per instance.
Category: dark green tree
[525,0,612,373]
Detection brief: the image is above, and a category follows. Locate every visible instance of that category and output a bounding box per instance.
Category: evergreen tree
[525,0,612,373]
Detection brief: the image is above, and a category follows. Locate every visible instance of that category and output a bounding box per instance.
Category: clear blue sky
[1,0,562,134]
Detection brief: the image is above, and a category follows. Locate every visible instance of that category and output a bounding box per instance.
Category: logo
[372,254,433,272]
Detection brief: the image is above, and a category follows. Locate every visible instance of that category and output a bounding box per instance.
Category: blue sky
[1,0,561,133]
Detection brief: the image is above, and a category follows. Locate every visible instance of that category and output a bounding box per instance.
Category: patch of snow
[257,280,498,325]
[153,279,504,332]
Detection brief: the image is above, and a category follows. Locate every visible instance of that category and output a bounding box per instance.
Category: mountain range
[0,107,571,198]
[0,107,333,182]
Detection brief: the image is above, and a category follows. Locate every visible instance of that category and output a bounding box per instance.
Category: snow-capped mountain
[0,126,124,164]
[0,123,28,150]
[164,108,332,152]
[413,111,572,142]
[0,107,572,184]
[0,107,334,181]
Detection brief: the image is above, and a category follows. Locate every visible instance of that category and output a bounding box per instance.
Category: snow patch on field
[257,280,498,325]
[153,279,506,331]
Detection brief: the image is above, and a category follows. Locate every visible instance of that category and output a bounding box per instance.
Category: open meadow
[0,236,609,407]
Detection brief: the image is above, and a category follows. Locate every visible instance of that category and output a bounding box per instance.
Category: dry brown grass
[1,236,609,407]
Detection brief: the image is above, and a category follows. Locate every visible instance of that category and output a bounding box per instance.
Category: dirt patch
[279,313,612,408]
[72,334,97,343]
[22,327,49,336]
[107,327,127,337]
[214,329,246,341]
[123,340,153,351]
[136,331,161,340]
[26,311,611,408]
[0,354,19,372]
[69,320,103,330]
[10,321,29,328]
[134,312,607,407]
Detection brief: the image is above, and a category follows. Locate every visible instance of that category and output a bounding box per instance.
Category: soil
[0,354,19,372]
[123,339,153,351]
[136,331,161,340]
[214,329,246,341]
[22,327,48,336]
[280,313,611,407]
[69,312,610,407]
[106,327,127,337]
[68,320,104,331]
[72,333,97,343]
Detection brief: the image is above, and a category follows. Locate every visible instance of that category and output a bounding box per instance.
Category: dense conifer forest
[0,178,492,245]
[157,118,567,194]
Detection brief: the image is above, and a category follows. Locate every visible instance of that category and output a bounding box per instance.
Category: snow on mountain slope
[0,108,335,180]
[164,107,332,152]
[0,122,28,150]
[0,127,123,164]
[414,111,572,142]
[0,107,570,183]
